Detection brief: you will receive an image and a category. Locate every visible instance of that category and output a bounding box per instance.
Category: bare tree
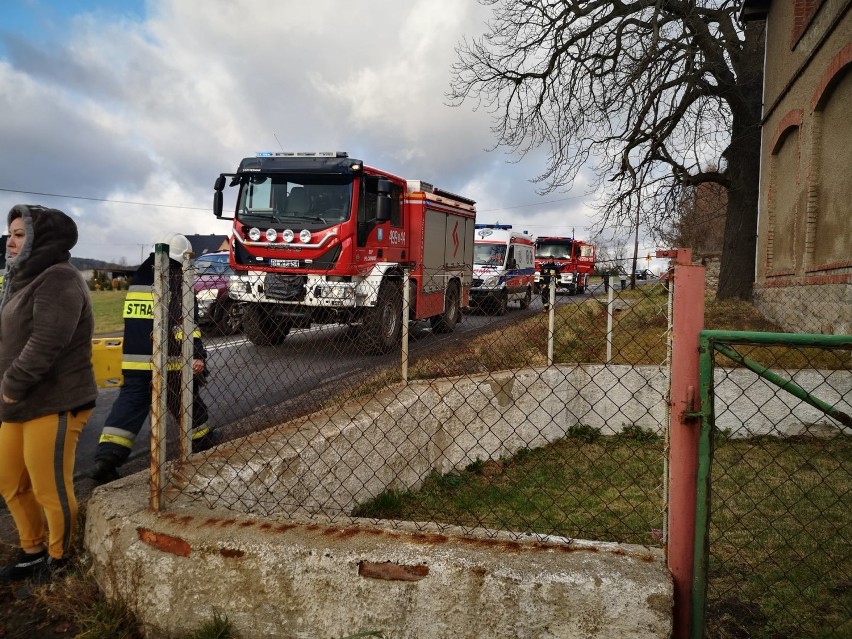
[661,170,727,256]
[450,0,764,299]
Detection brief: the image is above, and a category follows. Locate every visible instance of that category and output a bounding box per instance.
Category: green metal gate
[691,331,852,639]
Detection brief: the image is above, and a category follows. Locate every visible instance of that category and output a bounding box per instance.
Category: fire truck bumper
[229,273,369,309]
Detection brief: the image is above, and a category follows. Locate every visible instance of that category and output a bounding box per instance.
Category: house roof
[187,234,229,257]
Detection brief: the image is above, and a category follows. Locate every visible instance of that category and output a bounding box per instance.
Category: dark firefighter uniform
[91,253,213,481]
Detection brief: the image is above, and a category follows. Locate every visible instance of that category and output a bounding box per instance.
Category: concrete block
[85,474,672,639]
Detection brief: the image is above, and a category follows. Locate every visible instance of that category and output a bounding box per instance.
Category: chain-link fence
[151,261,672,547]
[694,331,852,639]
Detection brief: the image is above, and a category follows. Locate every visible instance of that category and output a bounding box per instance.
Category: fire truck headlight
[318,282,355,300]
[299,229,312,243]
[248,227,261,241]
[483,275,500,288]
[265,228,278,242]
[282,229,295,243]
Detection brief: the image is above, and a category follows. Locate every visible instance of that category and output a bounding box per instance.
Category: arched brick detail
[769,110,803,154]
[811,43,852,111]
[791,0,825,47]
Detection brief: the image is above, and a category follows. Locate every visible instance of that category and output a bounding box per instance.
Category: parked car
[194,251,241,335]
[634,269,653,280]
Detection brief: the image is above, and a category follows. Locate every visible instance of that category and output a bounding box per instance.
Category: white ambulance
[470,224,535,314]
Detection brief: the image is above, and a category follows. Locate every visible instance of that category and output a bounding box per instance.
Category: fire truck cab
[470,224,535,314]
[213,152,476,353]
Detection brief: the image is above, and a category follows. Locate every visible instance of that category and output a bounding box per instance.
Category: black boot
[88,459,120,484]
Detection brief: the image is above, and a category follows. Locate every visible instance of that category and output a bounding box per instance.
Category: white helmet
[155,232,193,261]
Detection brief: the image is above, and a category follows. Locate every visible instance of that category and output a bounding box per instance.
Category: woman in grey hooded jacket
[0,204,97,584]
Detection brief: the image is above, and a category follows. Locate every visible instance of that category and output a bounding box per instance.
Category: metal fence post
[606,280,615,363]
[664,248,704,639]
[402,269,410,383]
[179,252,195,463]
[547,277,556,366]
[150,243,170,512]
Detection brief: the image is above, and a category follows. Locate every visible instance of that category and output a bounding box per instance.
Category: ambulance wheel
[491,291,508,316]
[243,304,290,346]
[364,280,402,354]
[519,286,532,310]
[431,282,460,334]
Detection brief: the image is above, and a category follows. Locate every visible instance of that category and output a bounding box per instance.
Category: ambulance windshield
[474,243,506,267]
[535,241,573,260]
[238,174,353,225]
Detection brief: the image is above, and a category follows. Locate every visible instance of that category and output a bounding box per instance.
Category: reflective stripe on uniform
[98,432,135,449]
[190,424,210,440]
[122,354,185,371]
[123,290,154,319]
[174,329,202,340]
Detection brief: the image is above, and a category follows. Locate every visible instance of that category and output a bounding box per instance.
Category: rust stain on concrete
[137,528,191,557]
[358,561,429,582]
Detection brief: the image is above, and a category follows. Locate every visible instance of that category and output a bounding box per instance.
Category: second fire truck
[533,236,596,295]
[213,152,476,353]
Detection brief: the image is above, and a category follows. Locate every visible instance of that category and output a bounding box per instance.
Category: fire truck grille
[264,273,307,301]
[472,278,483,287]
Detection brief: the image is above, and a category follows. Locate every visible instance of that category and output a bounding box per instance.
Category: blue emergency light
[475,223,513,230]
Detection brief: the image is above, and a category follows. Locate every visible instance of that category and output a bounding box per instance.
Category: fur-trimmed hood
[3,204,78,303]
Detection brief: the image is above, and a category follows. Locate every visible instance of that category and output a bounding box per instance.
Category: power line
[0,187,208,211]
[477,194,587,212]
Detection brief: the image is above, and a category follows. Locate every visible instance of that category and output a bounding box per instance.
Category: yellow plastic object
[91,337,124,388]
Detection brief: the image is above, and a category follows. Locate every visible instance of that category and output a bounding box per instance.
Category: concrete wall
[178,364,671,517]
[178,363,850,519]
[85,479,672,639]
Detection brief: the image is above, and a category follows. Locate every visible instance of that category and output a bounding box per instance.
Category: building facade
[743,0,851,334]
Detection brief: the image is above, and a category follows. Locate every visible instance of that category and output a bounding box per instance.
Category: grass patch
[323,292,848,413]
[354,432,851,639]
[90,290,125,335]
[353,433,666,545]
[706,434,852,639]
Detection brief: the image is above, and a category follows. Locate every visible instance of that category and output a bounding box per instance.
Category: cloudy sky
[0,0,634,265]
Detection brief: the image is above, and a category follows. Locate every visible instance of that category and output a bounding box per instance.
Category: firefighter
[89,233,215,483]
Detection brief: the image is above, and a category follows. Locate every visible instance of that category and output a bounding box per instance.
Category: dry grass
[89,290,125,335]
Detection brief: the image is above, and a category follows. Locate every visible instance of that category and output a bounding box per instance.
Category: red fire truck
[533,236,596,295]
[213,151,476,353]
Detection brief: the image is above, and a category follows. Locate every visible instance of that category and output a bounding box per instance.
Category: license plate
[270,259,300,268]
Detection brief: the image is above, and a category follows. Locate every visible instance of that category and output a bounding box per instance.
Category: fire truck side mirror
[213,174,234,220]
[375,178,392,222]
[213,191,223,218]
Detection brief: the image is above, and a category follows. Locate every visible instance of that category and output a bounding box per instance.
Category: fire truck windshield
[237,174,353,225]
[535,242,573,260]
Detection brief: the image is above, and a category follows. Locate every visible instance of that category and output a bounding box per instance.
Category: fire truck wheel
[519,286,532,310]
[430,282,460,334]
[215,299,242,336]
[243,303,290,346]
[364,280,402,354]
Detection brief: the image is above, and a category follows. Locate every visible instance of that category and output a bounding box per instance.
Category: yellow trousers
[0,410,91,559]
